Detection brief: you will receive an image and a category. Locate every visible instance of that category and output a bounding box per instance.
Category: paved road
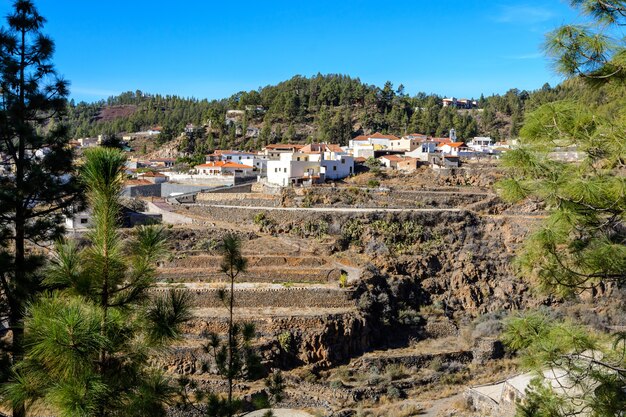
[194,203,464,213]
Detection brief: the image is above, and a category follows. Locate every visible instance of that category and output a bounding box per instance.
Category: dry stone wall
[151,287,355,309]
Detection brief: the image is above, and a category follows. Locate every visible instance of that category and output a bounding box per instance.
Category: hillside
[65,74,593,157]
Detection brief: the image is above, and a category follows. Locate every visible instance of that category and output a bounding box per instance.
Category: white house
[267,153,326,187]
[388,137,422,152]
[262,144,306,159]
[405,141,438,161]
[266,143,354,186]
[437,142,470,156]
[299,143,354,180]
[206,150,257,167]
[65,209,91,230]
[194,161,255,177]
[467,137,494,152]
[77,137,99,148]
[348,132,400,150]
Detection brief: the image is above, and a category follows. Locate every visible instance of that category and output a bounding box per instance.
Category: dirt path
[419,393,464,416]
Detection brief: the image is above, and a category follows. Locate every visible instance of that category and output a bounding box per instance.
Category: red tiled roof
[195,161,252,169]
[125,179,152,186]
[353,132,400,141]
[300,143,344,154]
[210,150,256,155]
[379,155,404,162]
[264,144,305,150]
[380,155,415,162]
[369,132,400,141]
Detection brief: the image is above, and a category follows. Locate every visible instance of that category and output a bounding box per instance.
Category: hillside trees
[3,148,192,417]
[0,3,82,416]
[178,234,264,417]
[497,1,626,414]
[65,73,577,147]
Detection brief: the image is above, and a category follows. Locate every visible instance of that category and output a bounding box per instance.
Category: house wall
[267,159,323,186]
[321,155,353,179]
[123,183,162,197]
[397,159,417,172]
[353,146,375,159]
[65,212,91,230]
[388,138,418,152]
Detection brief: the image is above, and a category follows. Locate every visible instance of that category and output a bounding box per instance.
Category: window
[341,159,345,164]
[297,157,300,161]
[333,166,337,171]
[284,168,287,173]
[275,168,278,172]
[80,218,88,224]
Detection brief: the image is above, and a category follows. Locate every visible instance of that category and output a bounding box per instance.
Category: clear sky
[1,1,584,102]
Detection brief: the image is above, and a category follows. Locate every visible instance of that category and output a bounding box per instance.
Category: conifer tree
[179,234,263,417]
[3,148,192,417]
[498,1,626,415]
[0,2,81,416]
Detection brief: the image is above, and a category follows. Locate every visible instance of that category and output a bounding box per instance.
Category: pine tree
[497,1,626,414]
[3,148,192,417]
[0,3,81,416]
[179,234,263,417]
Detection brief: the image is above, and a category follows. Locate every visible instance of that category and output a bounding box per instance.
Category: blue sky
[1,1,583,102]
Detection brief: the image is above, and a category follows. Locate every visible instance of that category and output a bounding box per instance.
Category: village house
[261,144,306,159]
[378,155,418,172]
[137,171,168,184]
[348,132,400,149]
[437,141,470,156]
[267,152,325,187]
[266,143,354,186]
[194,161,255,177]
[206,150,256,165]
[432,155,460,168]
[442,97,478,109]
[205,150,268,174]
[467,136,494,152]
[388,136,423,152]
[405,140,438,161]
[299,143,354,180]
[77,137,99,148]
[149,158,176,168]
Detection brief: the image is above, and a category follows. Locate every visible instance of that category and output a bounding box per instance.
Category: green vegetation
[64,71,580,152]
[3,148,192,417]
[179,234,265,417]
[497,1,626,415]
[341,217,425,255]
[0,3,82,416]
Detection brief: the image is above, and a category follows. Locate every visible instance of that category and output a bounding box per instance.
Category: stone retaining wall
[189,205,471,230]
[196,192,278,203]
[354,350,473,371]
[151,287,355,309]
[158,268,340,284]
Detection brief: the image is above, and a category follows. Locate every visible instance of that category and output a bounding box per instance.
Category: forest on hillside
[66,73,602,153]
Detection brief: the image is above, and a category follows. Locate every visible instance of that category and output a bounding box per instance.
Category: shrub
[367,179,380,188]
[386,386,402,399]
[384,364,408,381]
[339,272,348,288]
[277,331,293,352]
